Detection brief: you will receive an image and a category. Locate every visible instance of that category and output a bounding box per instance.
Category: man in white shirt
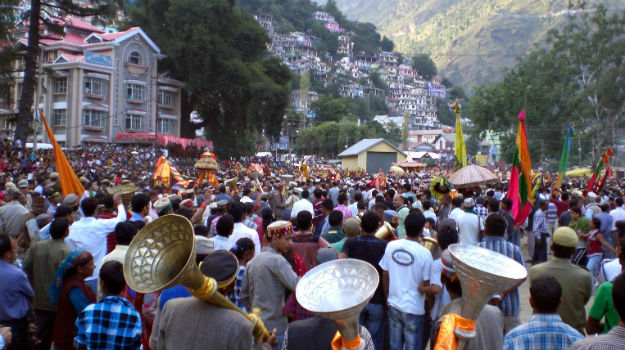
[609,197,625,256]
[227,202,261,256]
[448,197,464,224]
[379,211,433,350]
[65,195,126,293]
[209,214,235,251]
[291,189,314,219]
[456,198,481,245]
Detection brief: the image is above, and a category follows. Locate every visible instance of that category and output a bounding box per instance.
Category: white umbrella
[449,165,499,188]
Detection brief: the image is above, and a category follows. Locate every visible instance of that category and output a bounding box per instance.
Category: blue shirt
[594,212,613,236]
[129,212,145,222]
[477,236,527,316]
[159,286,191,310]
[504,313,583,350]
[0,260,34,321]
[227,265,247,312]
[75,296,142,350]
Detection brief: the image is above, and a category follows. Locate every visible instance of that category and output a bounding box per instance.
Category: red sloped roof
[62,16,104,33]
[99,27,139,41]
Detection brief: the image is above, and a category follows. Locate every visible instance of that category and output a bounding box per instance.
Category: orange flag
[40,110,85,196]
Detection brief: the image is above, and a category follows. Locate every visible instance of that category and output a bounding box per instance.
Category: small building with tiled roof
[1,16,185,147]
[338,139,406,173]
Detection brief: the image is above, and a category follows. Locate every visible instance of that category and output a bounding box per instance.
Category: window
[158,90,173,106]
[52,109,66,126]
[84,78,105,96]
[125,113,145,130]
[83,110,106,128]
[126,84,145,101]
[128,51,142,65]
[55,78,67,94]
[157,118,173,134]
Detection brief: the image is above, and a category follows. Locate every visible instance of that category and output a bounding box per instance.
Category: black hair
[54,205,74,218]
[501,198,513,209]
[114,221,138,245]
[373,202,387,212]
[357,201,366,210]
[552,243,576,259]
[601,203,611,212]
[301,190,310,199]
[442,273,462,296]
[404,211,425,238]
[451,197,463,208]
[488,198,500,211]
[617,197,624,207]
[175,207,194,220]
[314,188,322,199]
[614,273,625,321]
[591,217,601,229]
[216,214,235,237]
[81,197,99,217]
[171,198,181,211]
[617,220,625,241]
[337,192,348,205]
[437,225,459,251]
[227,202,244,222]
[329,210,343,226]
[423,201,431,210]
[243,202,254,214]
[218,184,226,193]
[131,193,150,213]
[425,217,436,229]
[100,261,126,295]
[485,214,507,236]
[561,192,570,201]
[231,237,255,260]
[101,195,114,210]
[194,224,209,237]
[0,233,11,257]
[569,199,579,209]
[361,211,380,234]
[261,208,275,236]
[133,220,145,231]
[50,217,69,240]
[486,190,494,198]
[530,275,562,314]
[321,198,334,211]
[296,210,313,230]
[353,192,362,202]
[403,183,411,192]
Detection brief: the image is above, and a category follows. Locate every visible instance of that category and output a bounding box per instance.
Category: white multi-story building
[2,16,185,148]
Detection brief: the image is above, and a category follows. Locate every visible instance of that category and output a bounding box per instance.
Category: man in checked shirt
[533,200,550,264]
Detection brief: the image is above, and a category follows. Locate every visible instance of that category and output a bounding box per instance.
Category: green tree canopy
[411,54,437,80]
[128,0,291,157]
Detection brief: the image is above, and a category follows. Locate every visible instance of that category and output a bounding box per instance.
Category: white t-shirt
[229,222,261,256]
[379,239,433,315]
[457,212,481,245]
[449,208,464,223]
[429,258,451,321]
[609,207,625,231]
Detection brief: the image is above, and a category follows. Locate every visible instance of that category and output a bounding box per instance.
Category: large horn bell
[124,214,204,293]
[374,221,397,241]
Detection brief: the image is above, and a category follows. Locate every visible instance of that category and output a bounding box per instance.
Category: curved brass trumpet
[422,236,438,253]
[124,215,270,341]
[375,221,397,241]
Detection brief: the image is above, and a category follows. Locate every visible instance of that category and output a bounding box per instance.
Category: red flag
[508,111,533,227]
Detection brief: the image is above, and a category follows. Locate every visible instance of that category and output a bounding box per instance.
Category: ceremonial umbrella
[566,167,591,177]
[449,164,498,188]
[389,166,405,174]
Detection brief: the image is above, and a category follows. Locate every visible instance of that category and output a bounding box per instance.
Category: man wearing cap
[17,179,31,210]
[456,198,481,245]
[241,221,300,349]
[63,193,81,222]
[153,197,173,217]
[529,227,593,334]
[150,250,277,350]
[0,187,30,240]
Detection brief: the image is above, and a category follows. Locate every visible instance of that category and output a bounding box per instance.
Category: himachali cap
[441,249,457,280]
[216,200,228,209]
[267,220,294,240]
[18,179,29,188]
[79,176,89,185]
[342,217,361,237]
[154,197,172,216]
[180,199,194,208]
[49,172,59,180]
[4,187,20,198]
[199,250,239,289]
[552,227,578,248]
[5,182,16,189]
[463,198,475,208]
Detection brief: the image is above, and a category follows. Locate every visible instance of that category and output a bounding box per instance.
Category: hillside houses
[253,13,446,135]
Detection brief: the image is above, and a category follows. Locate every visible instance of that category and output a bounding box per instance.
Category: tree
[13,0,118,147]
[380,36,394,52]
[470,5,625,167]
[411,54,437,80]
[0,0,19,108]
[129,0,291,157]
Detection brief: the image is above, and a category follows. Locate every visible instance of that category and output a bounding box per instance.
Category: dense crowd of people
[0,142,624,350]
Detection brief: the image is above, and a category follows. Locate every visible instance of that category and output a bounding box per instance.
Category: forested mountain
[325,0,624,91]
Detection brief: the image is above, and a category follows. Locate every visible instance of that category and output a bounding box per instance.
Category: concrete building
[2,16,184,147]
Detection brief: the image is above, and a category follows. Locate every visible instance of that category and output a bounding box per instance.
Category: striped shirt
[504,313,584,350]
[533,209,548,238]
[477,236,526,316]
[227,265,247,312]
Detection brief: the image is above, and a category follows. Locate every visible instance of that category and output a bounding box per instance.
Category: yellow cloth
[434,313,476,350]
[40,110,85,197]
[454,112,467,168]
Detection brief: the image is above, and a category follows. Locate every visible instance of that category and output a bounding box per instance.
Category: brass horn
[124,215,270,341]
[226,177,238,190]
[375,221,397,241]
[423,236,438,253]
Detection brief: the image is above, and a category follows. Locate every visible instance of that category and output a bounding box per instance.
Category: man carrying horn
[149,250,278,350]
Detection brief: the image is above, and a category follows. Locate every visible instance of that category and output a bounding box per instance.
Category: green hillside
[326,0,624,91]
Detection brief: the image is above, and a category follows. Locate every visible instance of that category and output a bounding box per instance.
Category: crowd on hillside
[0,142,624,350]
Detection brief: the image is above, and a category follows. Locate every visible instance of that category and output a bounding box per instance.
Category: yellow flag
[40,110,85,196]
[453,103,466,167]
